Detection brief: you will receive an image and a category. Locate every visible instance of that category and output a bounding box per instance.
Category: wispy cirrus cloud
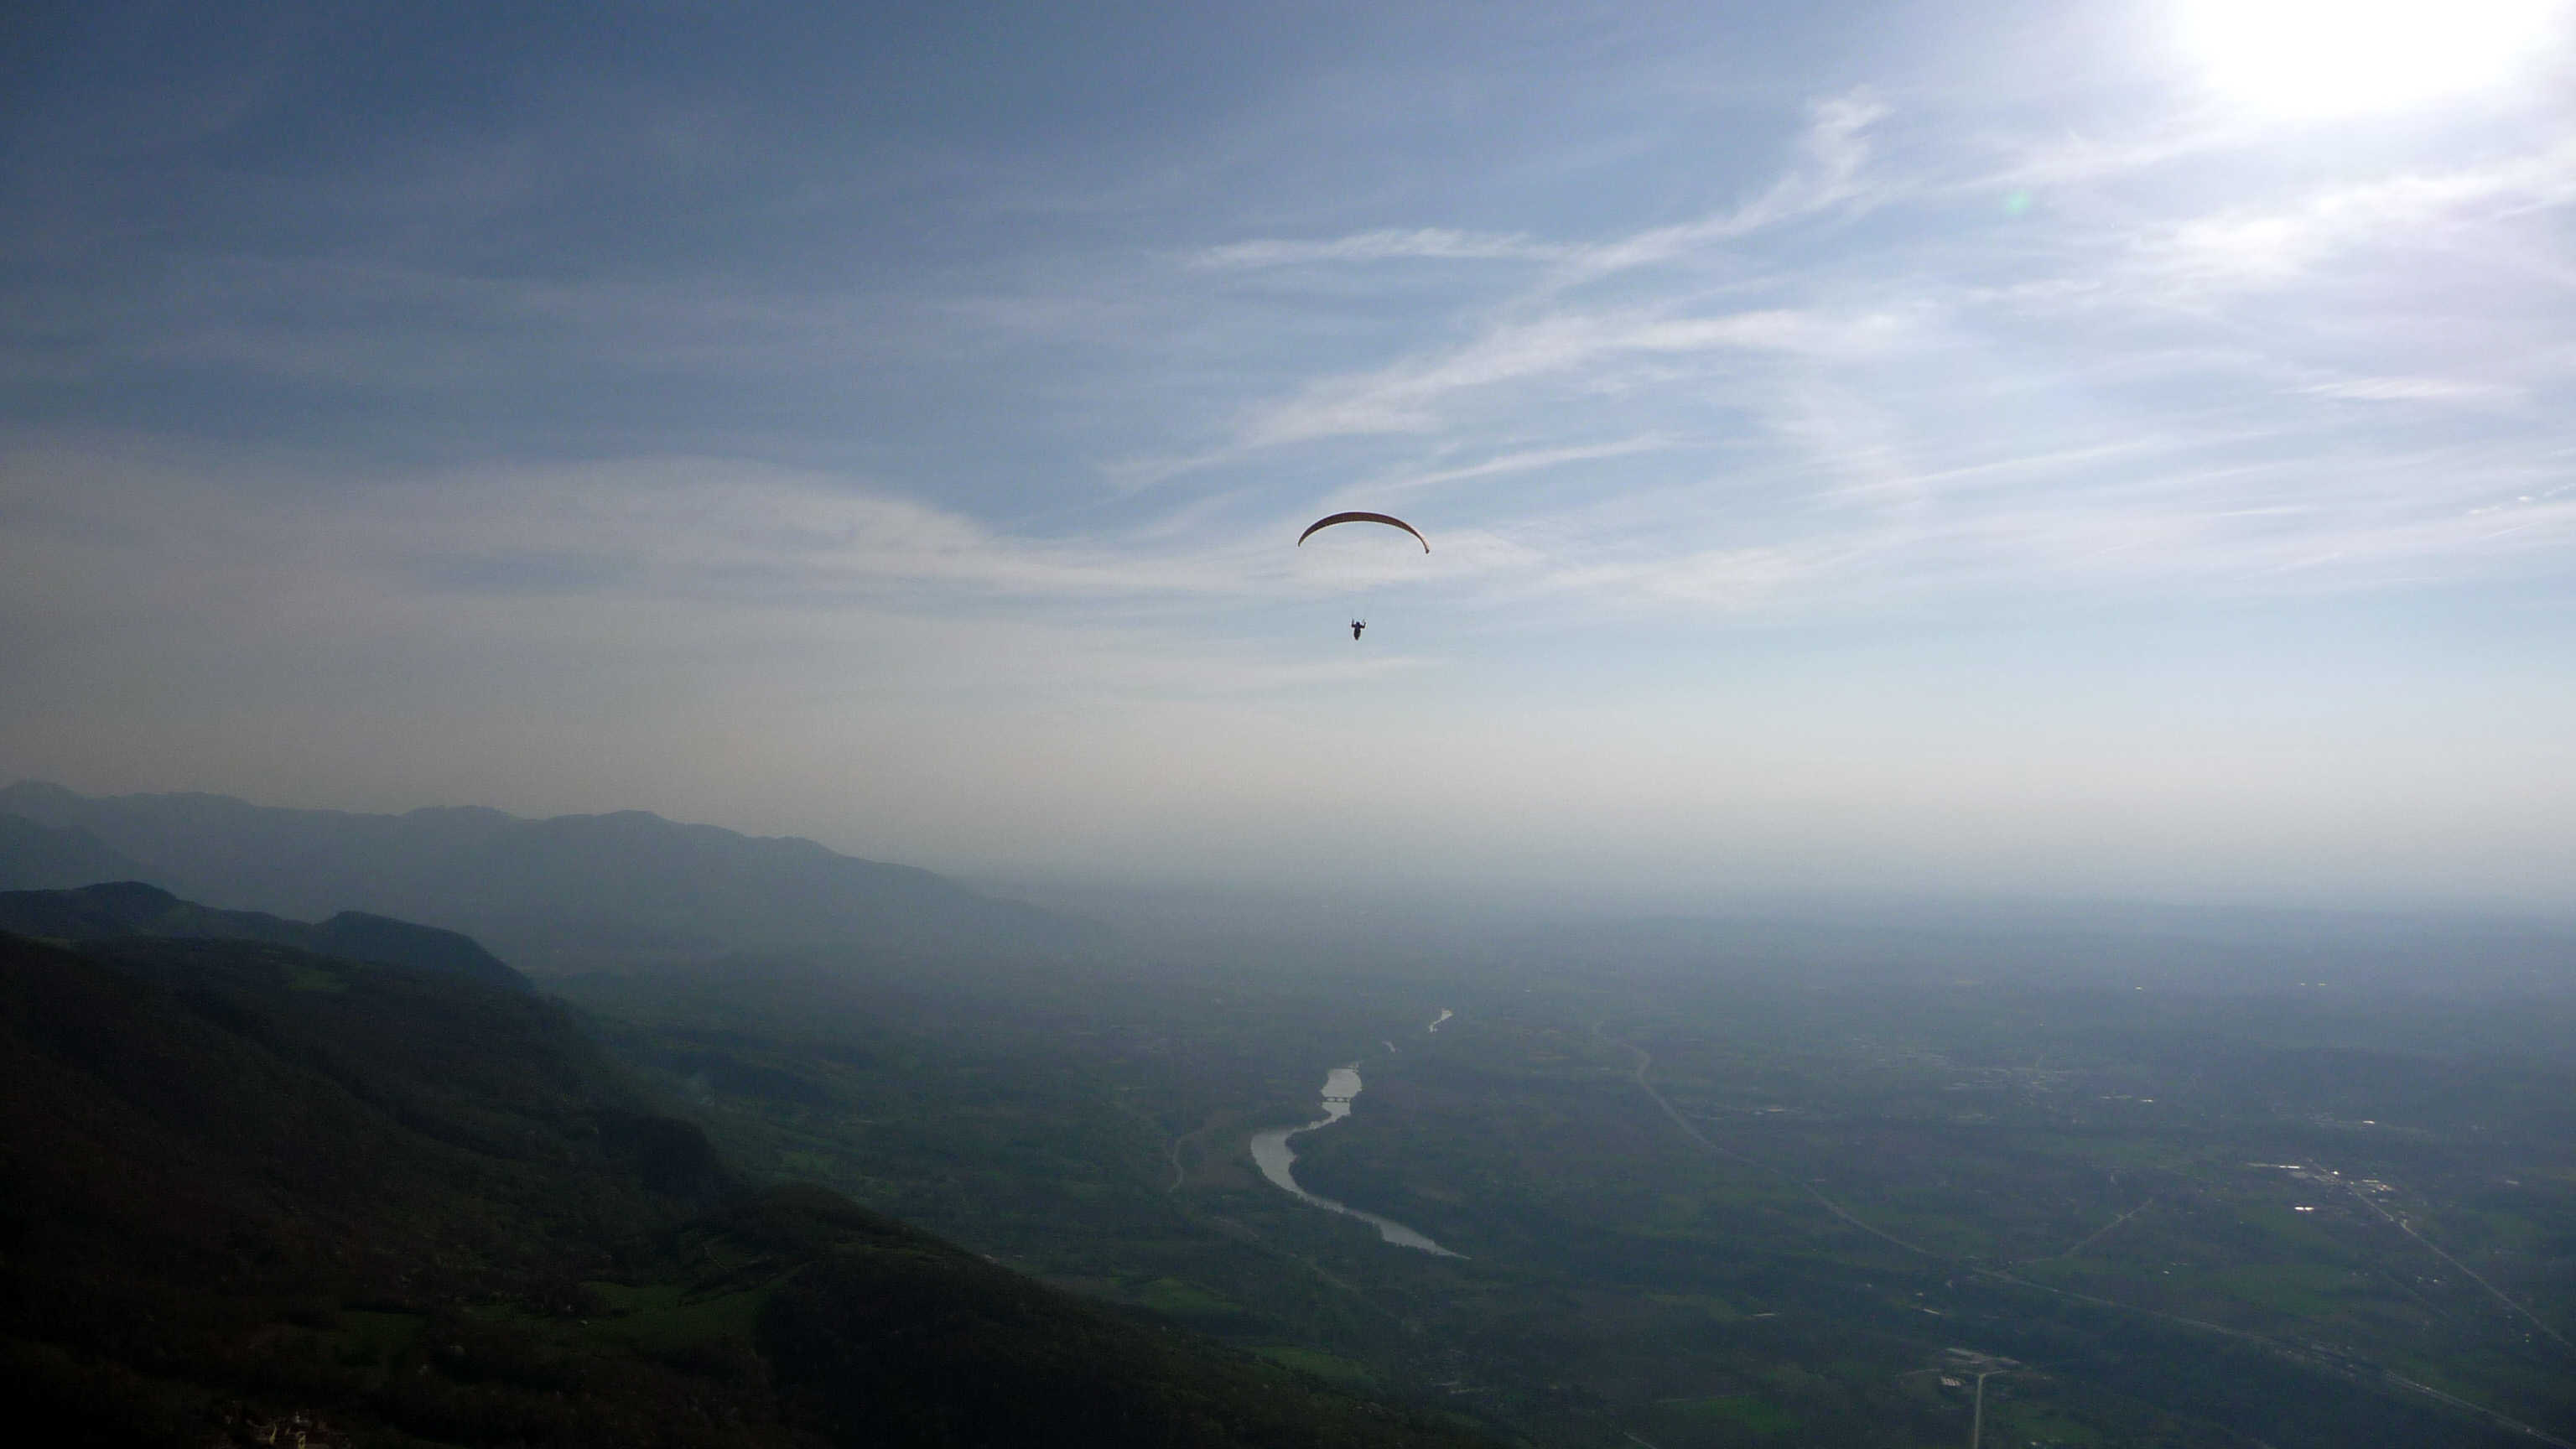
[1490,444,2576,621]
[1124,79,2576,624]
[1192,91,1893,284]
[2139,139,2576,293]
[10,52,2572,633]
[1237,307,1892,449]
[1190,227,1567,269]
[1121,94,1914,489]
[2296,375,2525,404]
[1349,434,1680,502]
[1553,92,1893,281]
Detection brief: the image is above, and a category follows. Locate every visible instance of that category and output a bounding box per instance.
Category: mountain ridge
[0,879,532,992]
[0,782,1097,970]
[0,809,148,890]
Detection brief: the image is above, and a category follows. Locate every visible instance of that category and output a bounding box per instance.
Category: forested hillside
[0,905,1500,1449]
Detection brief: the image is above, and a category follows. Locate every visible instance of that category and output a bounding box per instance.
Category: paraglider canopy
[1297,512,1429,553]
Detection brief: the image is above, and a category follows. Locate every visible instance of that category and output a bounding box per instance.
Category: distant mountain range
[0,782,1095,971]
[0,809,146,888]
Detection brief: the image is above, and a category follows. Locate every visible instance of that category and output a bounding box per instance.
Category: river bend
[1248,1060,1459,1257]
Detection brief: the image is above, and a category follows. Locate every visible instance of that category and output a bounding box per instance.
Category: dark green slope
[0,879,531,991]
[0,927,1499,1449]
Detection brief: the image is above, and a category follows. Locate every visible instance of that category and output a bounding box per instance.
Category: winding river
[1247,1019,1462,1257]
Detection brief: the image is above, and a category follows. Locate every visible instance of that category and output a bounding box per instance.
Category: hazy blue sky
[4,1,2572,911]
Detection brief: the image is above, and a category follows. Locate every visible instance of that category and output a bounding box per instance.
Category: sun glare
[2175,0,2564,118]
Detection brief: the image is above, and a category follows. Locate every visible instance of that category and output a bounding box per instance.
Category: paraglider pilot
[1350,619,1367,641]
